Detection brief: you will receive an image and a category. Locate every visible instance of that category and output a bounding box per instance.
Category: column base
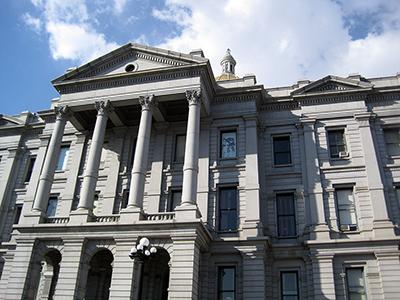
[119,206,145,223]
[69,208,92,224]
[309,224,330,240]
[175,204,201,221]
[373,220,395,239]
[22,210,46,225]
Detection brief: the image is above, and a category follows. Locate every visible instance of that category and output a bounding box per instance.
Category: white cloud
[154,0,400,86]
[113,0,127,15]
[25,0,120,65]
[22,13,42,34]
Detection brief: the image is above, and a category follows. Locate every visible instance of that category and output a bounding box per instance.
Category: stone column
[31,106,70,217]
[176,89,202,220]
[354,112,394,237]
[311,253,336,300]
[300,117,329,240]
[120,95,156,222]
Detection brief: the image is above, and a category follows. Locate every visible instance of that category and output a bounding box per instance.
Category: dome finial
[216,48,239,81]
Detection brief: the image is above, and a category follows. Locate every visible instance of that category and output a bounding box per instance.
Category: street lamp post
[129,237,158,300]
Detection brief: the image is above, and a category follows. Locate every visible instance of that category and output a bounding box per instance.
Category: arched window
[35,249,61,299]
[85,249,114,300]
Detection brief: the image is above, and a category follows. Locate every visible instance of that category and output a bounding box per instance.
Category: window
[218,266,235,300]
[346,268,367,300]
[168,189,182,211]
[93,192,99,215]
[56,145,70,170]
[121,189,129,210]
[13,204,23,224]
[174,134,186,162]
[24,156,36,182]
[273,136,292,166]
[218,187,237,231]
[336,188,357,231]
[327,129,347,158]
[281,271,299,300]
[276,193,296,237]
[46,196,58,217]
[383,128,400,156]
[220,131,237,159]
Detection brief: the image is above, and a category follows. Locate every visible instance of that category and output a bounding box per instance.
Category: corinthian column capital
[139,94,157,111]
[54,105,71,120]
[95,100,113,115]
[185,89,202,105]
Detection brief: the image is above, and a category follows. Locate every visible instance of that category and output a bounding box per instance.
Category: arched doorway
[140,248,170,300]
[85,249,114,300]
[35,249,61,300]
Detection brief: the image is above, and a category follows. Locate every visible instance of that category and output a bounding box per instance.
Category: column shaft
[127,95,156,209]
[78,100,112,210]
[33,106,69,212]
[181,89,201,206]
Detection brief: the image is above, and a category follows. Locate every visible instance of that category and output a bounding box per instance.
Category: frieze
[298,92,366,106]
[214,93,261,104]
[57,68,201,94]
[261,101,299,111]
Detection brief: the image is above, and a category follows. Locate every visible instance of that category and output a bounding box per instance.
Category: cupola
[216,49,239,81]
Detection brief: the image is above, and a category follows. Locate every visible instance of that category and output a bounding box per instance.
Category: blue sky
[1,0,400,115]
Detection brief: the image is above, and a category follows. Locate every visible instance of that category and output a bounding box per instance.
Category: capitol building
[0,43,400,299]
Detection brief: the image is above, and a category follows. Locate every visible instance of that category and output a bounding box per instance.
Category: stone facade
[0,43,400,299]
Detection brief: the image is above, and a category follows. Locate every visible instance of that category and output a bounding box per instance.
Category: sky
[1,0,400,115]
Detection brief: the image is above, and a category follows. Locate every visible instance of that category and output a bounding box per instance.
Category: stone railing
[145,212,175,221]
[94,215,120,223]
[45,216,70,224]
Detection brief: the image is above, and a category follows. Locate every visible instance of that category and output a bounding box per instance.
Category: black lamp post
[129,237,157,300]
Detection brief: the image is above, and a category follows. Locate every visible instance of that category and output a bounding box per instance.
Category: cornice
[213,92,261,104]
[55,65,204,94]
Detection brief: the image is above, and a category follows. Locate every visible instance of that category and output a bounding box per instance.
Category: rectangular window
[120,189,129,211]
[24,156,36,182]
[56,145,70,170]
[13,204,23,224]
[281,271,299,300]
[327,129,347,159]
[218,266,236,300]
[273,136,292,166]
[93,192,99,215]
[346,268,367,300]
[276,193,296,237]
[174,134,186,162]
[220,130,237,159]
[336,188,357,231]
[168,189,182,212]
[46,196,58,217]
[383,128,400,156]
[218,187,238,231]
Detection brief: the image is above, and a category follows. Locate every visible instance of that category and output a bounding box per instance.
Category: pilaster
[310,253,336,300]
[354,112,395,238]
[376,251,400,299]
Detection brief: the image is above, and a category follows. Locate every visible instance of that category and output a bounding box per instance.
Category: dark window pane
[56,145,70,170]
[174,135,186,162]
[46,197,58,217]
[328,130,346,158]
[281,272,299,300]
[220,188,237,209]
[219,187,237,231]
[170,190,182,211]
[218,267,235,300]
[24,156,36,182]
[221,131,237,158]
[13,205,22,224]
[273,136,291,165]
[277,193,296,237]
[277,194,295,215]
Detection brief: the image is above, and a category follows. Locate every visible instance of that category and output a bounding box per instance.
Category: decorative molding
[57,68,202,94]
[54,105,71,120]
[185,89,202,105]
[214,93,260,104]
[94,100,113,115]
[139,94,157,110]
[74,50,187,80]
[298,92,366,106]
[261,101,299,111]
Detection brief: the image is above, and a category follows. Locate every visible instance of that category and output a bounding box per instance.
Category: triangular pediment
[52,43,208,83]
[291,75,372,96]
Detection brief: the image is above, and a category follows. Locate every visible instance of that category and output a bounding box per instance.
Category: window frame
[173,134,186,163]
[13,204,23,224]
[280,270,300,300]
[276,191,297,238]
[55,144,70,171]
[345,266,367,300]
[272,134,292,167]
[327,128,348,159]
[46,195,59,217]
[335,185,358,232]
[23,155,36,183]
[217,185,238,232]
[383,127,400,157]
[217,266,236,300]
[219,129,238,160]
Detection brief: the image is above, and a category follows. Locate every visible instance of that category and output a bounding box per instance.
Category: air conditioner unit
[338,151,349,158]
[339,224,357,231]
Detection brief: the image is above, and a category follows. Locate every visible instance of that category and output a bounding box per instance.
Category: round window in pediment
[125,63,136,72]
